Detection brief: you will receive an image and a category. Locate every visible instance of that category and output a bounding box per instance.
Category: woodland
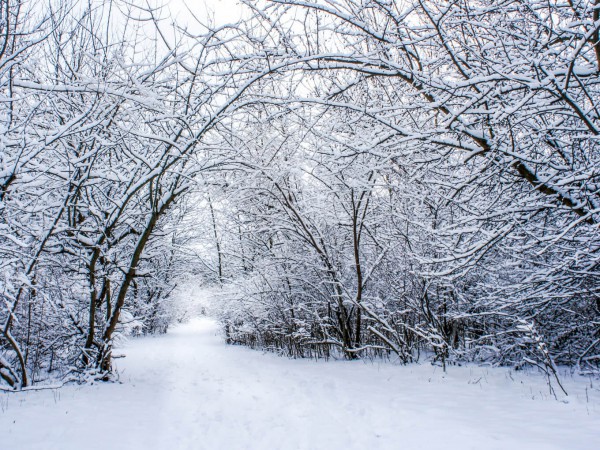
[1,0,600,391]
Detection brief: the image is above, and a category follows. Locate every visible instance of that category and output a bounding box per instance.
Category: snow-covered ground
[1,318,598,450]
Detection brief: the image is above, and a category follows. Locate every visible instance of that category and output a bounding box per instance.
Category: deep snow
[1,318,598,450]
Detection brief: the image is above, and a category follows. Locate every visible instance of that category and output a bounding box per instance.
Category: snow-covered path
[1,318,598,450]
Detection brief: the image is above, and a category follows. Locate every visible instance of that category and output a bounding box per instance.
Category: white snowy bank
[1,318,598,450]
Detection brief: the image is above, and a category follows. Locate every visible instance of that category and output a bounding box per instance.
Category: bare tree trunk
[208,194,223,283]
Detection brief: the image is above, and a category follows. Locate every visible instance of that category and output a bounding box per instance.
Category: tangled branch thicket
[1,0,600,389]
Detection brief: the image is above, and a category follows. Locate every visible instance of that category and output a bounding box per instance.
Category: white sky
[168,0,246,27]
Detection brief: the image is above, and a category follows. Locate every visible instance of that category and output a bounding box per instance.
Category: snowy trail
[1,318,598,450]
